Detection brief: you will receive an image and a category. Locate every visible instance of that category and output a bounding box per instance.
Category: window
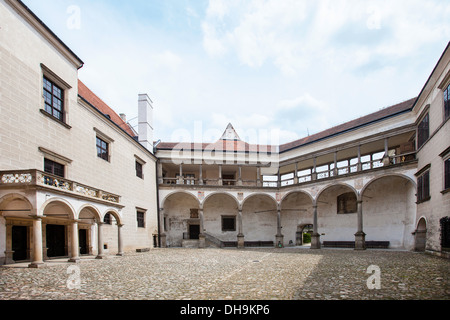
[222,216,236,232]
[96,137,109,161]
[445,84,450,121]
[44,158,65,178]
[103,213,112,225]
[445,157,450,191]
[43,77,64,122]
[417,169,430,203]
[337,192,357,214]
[417,113,429,149]
[137,211,145,228]
[136,161,143,179]
[440,217,450,250]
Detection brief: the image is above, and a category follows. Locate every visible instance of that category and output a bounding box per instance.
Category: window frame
[417,112,430,150]
[96,136,109,162]
[43,76,64,122]
[444,83,450,121]
[137,210,146,228]
[416,168,431,203]
[221,216,236,232]
[44,158,65,178]
[135,160,143,179]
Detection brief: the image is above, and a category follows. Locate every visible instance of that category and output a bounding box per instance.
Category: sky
[23,0,450,146]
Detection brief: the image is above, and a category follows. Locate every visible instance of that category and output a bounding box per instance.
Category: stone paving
[0,247,449,300]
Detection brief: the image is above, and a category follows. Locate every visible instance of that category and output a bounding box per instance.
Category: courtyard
[0,247,448,301]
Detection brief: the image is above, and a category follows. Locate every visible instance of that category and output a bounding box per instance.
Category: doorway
[79,229,89,255]
[12,226,28,261]
[189,224,200,240]
[46,224,66,258]
[414,218,427,252]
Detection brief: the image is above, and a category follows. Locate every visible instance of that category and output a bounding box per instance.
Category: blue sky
[23,0,450,145]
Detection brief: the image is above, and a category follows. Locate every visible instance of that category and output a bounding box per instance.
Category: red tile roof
[279,97,416,153]
[156,98,416,154]
[78,80,136,137]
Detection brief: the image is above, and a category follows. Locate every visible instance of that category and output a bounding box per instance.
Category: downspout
[154,142,162,247]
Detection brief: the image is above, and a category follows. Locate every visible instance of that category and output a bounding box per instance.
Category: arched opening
[362,175,416,249]
[101,209,123,255]
[280,191,313,247]
[316,184,358,243]
[0,194,34,263]
[203,193,239,243]
[78,206,101,256]
[163,192,200,247]
[414,217,427,252]
[41,199,76,259]
[242,194,277,245]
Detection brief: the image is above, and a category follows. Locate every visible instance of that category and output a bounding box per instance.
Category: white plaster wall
[203,194,238,241]
[242,195,277,242]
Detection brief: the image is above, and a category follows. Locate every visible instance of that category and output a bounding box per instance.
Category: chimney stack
[119,113,127,122]
[138,94,153,151]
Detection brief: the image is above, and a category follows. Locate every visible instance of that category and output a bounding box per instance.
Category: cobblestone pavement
[0,248,449,300]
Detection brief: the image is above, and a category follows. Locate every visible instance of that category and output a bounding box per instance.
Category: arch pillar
[96,222,105,259]
[28,216,45,268]
[198,208,205,248]
[159,208,167,248]
[354,199,366,250]
[237,209,244,248]
[275,208,284,248]
[310,205,321,249]
[68,220,80,263]
[117,223,124,256]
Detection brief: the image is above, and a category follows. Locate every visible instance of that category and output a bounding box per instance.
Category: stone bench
[323,241,390,249]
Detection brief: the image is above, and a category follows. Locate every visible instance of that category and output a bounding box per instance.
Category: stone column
[237,166,243,186]
[68,220,80,263]
[357,145,362,172]
[157,161,164,184]
[199,164,203,185]
[333,152,338,176]
[312,158,317,180]
[256,167,261,187]
[354,200,366,250]
[237,209,244,248]
[178,163,184,184]
[4,222,14,265]
[218,165,223,186]
[117,224,124,256]
[310,205,321,249]
[29,217,45,268]
[198,209,205,248]
[293,163,299,184]
[159,208,167,248]
[275,209,284,248]
[96,222,105,259]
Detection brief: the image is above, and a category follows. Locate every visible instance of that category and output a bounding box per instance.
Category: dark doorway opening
[46,224,66,257]
[79,229,88,255]
[189,224,200,240]
[12,226,28,261]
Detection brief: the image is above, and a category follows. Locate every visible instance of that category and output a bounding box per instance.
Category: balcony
[0,169,121,206]
[159,149,417,190]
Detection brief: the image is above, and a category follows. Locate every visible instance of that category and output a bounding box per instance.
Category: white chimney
[138,94,153,151]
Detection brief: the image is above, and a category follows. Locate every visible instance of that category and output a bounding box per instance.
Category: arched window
[440,217,450,251]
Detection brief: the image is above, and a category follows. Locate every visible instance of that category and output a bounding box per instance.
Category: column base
[160,234,167,248]
[198,234,206,248]
[116,253,124,257]
[276,235,284,248]
[237,234,245,249]
[95,254,105,260]
[68,257,80,263]
[354,231,366,250]
[28,262,45,268]
[310,233,321,249]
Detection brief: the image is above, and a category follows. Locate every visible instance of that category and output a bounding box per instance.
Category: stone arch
[242,192,277,209]
[78,204,101,222]
[202,192,239,209]
[361,173,416,196]
[161,190,200,209]
[315,182,359,204]
[0,193,33,218]
[40,197,76,220]
[281,190,314,205]
[360,174,416,249]
[203,192,240,242]
[315,183,359,243]
[280,191,314,247]
[102,208,123,226]
[163,191,201,247]
[241,193,278,243]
